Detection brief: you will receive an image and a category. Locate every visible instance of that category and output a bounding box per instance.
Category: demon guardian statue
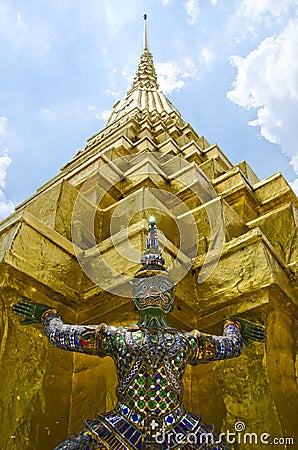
[13,218,265,450]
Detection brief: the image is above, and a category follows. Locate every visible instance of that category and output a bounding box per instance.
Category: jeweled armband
[41,309,59,322]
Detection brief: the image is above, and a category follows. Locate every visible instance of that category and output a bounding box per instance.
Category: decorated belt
[116,402,185,430]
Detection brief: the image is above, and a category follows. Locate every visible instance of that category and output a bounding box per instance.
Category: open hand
[230,317,265,346]
[12,300,52,325]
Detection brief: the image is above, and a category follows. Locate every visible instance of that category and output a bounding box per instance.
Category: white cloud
[0,3,51,58]
[228,17,298,189]
[156,62,185,93]
[88,105,111,122]
[39,108,55,119]
[229,0,298,43]
[290,156,298,195]
[200,46,215,67]
[0,197,14,219]
[156,59,199,93]
[154,49,214,94]
[0,154,12,189]
[289,179,298,195]
[290,154,298,173]
[122,66,135,88]
[121,57,200,95]
[0,117,7,137]
[210,0,218,5]
[101,0,139,36]
[238,0,298,21]
[105,88,121,99]
[0,117,14,219]
[16,12,27,31]
[185,0,200,26]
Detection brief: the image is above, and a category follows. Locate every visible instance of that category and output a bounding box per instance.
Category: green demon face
[132,275,174,313]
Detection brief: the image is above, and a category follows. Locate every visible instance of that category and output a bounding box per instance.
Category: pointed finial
[143,13,149,51]
[140,216,165,268]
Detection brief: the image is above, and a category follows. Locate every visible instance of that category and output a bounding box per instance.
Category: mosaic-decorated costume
[13,217,265,450]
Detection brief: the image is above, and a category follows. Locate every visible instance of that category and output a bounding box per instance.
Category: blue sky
[0,0,298,219]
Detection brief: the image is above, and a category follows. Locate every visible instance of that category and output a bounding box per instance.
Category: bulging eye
[140,283,147,293]
[160,283,167,292]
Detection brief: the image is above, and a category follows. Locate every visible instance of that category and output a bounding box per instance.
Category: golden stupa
[0,16,297,450]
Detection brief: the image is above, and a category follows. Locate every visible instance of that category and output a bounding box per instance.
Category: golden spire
[143,14,149,51]
[131,14,159,91]
[104,14,182,127]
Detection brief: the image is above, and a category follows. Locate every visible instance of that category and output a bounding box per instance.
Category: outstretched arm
[188,320,243,365]
[42,310,107,356]
[188,318,265,365]
[12,300,107,356]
